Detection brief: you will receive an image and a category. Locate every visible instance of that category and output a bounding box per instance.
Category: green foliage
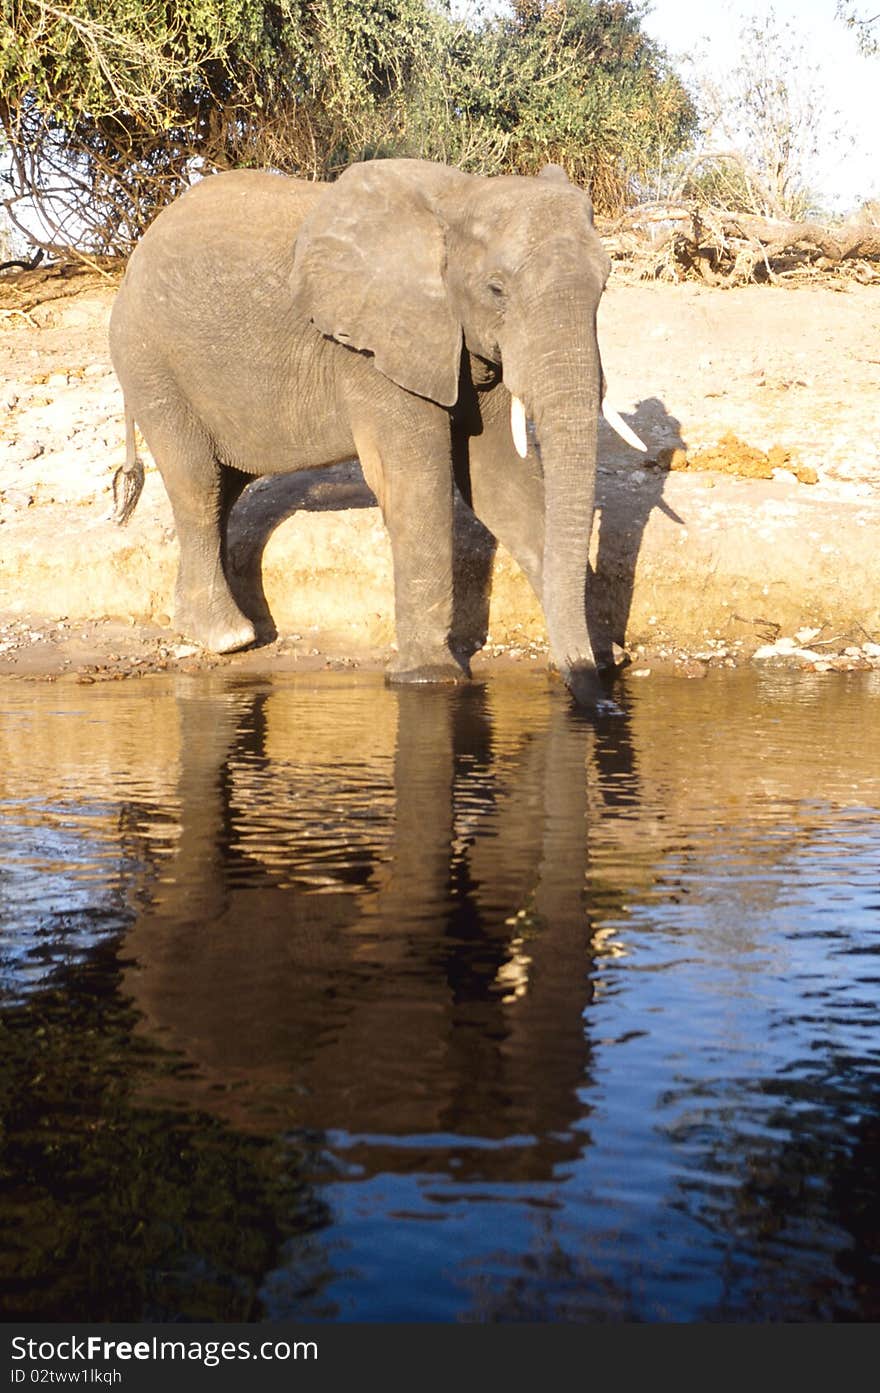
[433,0,696,207]
[3,2,275,125]
[0,0,696,252]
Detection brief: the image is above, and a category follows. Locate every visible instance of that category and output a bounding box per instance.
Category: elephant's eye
[487,278,505,299]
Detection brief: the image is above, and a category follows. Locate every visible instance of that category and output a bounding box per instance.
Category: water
[0,668,878,1322]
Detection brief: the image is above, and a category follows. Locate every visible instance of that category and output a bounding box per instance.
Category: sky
[640,0,877,211]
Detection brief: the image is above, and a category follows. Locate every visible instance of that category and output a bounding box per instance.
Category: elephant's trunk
[509,292,603,706]
[538,396,602,707]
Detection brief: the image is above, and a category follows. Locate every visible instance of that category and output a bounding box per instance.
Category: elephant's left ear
[537,164,594,224]
[290,160,464,408]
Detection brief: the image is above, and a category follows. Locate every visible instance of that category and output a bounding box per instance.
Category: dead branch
[598,201,880,286]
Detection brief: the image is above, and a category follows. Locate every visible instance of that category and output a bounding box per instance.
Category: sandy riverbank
[1,264,878,683]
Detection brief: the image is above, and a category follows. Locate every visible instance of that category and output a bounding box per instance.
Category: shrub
[0,0,695,253]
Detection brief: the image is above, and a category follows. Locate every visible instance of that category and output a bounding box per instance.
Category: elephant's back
[111,170,322,366]
[108,171,330,463]
[138,169,320,250]
[116,170,322,312]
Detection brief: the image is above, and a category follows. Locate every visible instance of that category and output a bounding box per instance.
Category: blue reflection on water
[0,671,878,1322]
[0,812,132,1001]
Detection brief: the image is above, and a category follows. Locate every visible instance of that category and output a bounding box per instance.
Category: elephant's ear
[537,163,571,186]
[290,160,463,408]
[537,163,594,224]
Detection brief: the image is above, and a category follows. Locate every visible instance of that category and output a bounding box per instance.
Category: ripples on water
[0,669,878,1321]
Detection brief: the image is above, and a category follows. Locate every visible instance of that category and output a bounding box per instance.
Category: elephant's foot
[387,647,471,686]
[174,599,256,655]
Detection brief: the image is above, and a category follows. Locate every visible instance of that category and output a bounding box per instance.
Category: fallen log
[598,203,880,286]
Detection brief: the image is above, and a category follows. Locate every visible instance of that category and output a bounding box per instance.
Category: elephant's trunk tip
[112,411,145,525]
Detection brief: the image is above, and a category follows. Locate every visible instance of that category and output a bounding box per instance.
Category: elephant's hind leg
[138,411,256,654]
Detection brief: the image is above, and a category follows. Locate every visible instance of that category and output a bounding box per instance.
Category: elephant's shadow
[592,395,687,660]
[224,395,686,660]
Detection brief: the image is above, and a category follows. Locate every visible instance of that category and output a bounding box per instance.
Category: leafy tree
[0,0,441,251]
[0,0,695,254]
[423,1,696,211]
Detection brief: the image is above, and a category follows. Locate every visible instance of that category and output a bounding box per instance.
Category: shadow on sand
[224,397,687,664]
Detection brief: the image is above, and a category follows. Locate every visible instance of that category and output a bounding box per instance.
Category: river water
[0,668,878,1322]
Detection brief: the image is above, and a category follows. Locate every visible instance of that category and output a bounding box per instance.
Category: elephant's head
[290,158,641,705]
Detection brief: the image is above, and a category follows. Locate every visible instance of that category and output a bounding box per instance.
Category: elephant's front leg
[354,409,469,684]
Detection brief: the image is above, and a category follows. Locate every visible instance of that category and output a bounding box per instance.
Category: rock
[14,440,45,462]
[3,488,34,508]
[753,642,825,664]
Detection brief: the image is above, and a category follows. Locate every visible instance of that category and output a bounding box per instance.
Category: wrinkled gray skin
[109,158,612,704]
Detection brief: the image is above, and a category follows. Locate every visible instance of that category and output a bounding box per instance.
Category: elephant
[109,158,644,706]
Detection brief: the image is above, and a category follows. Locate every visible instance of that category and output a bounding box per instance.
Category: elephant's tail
[112,410,145,525]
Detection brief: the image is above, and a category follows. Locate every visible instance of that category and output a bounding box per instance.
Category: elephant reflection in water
[122,677,619,1181]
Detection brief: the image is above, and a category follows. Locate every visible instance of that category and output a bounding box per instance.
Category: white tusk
[510,394,529,459]
[603,402,647,452]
